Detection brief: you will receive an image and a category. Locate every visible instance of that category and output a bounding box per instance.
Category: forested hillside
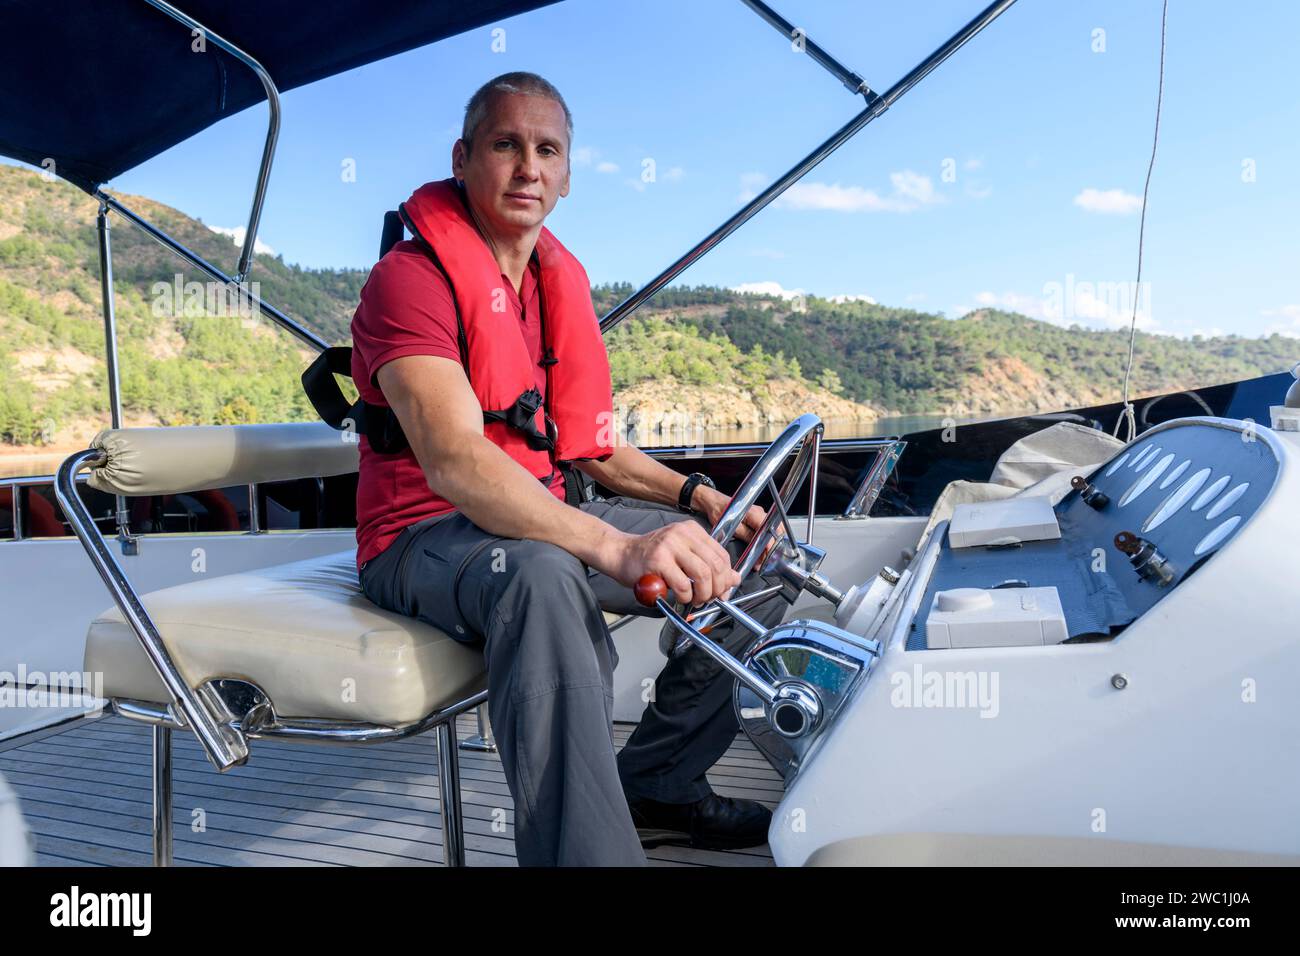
[1,165,1294,456]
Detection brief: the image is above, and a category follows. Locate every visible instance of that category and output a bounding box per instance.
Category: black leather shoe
[627,793,772,850]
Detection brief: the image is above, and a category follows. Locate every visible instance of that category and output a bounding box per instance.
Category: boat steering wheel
[636,413,825,652]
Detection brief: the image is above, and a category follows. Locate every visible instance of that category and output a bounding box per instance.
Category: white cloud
[889,170,939,205]
[727,283,874,305]
[776,182,895,213]
[731,281,806,300]
[964,290,1052,322]
[1073,187,1143,215]
[1263,304,1300,338]
[958,281,1157,332]
[738,170,944,213]
[1049,283,1154,330]
[624,163,684,192]
[209,225,275,256]
[964,158,983,172]
[737,172,769,203]
[574,147,626,176]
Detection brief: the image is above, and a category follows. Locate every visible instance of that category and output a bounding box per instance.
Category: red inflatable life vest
[398,178,615,479]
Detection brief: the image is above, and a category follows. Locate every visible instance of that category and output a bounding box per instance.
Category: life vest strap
[481,386,556,452]
[300,346,408,455]
[302,348,558,456]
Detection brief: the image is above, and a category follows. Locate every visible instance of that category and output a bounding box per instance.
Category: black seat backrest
[379,210,404,259]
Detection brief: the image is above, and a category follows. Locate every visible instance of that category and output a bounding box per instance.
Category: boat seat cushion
[83,549,489,726]
[85,549,628,726]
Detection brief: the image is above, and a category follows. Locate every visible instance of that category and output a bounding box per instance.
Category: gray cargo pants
[358,496,789,866]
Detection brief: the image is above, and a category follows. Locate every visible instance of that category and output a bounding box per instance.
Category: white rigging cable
[1114,0,1169,444]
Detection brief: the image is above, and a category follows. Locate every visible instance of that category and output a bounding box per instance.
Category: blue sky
[32,1,1300,337]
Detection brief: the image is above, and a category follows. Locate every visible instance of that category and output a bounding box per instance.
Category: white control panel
[925,586,1069,649]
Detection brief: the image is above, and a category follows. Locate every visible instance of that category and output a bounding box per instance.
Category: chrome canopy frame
[83,0,1020,392]
[142,0,282,286]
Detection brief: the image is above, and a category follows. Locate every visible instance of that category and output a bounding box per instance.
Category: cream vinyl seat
[62,421,624,866]
[84,549,487,726]
[84,548,626,725]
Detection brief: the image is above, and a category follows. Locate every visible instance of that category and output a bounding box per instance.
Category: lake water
[627,412,1000,448]
[0,412,1020,479]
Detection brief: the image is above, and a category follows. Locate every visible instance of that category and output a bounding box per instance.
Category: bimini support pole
[600,0,1018,336]
[88,4,319,357]
[141,0,281,286]
[92,192,328,353]
[95,201,137,553]
[740,0,875,99]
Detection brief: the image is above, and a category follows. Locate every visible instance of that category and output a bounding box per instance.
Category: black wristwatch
[677,472,716,514]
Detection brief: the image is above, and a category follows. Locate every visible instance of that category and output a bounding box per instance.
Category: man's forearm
[424,434,628,569]
[575,445,689,508]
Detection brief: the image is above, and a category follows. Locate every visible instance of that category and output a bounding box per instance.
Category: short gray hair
[462,72,573,156]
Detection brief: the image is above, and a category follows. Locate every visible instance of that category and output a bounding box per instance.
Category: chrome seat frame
[55,448,488,867]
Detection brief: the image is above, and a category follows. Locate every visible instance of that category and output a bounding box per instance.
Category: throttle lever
[634,574,781,702]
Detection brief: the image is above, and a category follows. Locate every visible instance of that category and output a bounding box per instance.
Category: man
[352,71,790,866]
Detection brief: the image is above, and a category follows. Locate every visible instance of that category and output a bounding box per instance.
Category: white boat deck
[0,712,782,867]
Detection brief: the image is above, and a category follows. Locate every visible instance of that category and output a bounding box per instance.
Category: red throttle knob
[634,573,668,607]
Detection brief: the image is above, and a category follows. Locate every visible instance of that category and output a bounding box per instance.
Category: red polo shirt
[349,239,565,568]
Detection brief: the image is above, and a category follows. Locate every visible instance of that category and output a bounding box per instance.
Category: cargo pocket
[444,537,506,642]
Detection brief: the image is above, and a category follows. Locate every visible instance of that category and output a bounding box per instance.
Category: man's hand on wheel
[694,485,778,564]
[606,521,740,607]
[694,485,765,543]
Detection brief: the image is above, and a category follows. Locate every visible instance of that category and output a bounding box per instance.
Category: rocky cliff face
[613,375,880,436]
[929,354,1115,419]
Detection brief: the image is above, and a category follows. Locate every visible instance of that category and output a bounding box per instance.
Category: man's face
[453,92,571,239]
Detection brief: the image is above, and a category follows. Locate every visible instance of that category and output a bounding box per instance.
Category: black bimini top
[0,0,561,194]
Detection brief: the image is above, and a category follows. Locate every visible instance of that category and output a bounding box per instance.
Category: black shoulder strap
[300,347,410,454]
[379,210,404,259]
[300,346,358,431]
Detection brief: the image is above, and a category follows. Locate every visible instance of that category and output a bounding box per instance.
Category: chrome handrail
[640,435,898,459]
[2,433,905,542]
[841,438,906,518]
[2,472,93,543]
[53,448,250,772]
[0,436,898,488]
